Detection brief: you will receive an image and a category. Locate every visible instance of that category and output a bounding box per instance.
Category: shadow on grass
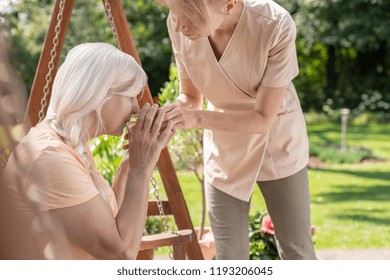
[311,184,390,204]
[334,212,390,226]
[311,167,390,182]
[310,167,390,205]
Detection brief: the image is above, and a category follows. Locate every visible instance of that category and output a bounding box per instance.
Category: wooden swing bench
[24,0,202,260]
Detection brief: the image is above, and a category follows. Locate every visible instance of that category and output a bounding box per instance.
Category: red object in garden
[261,215,275,235]
[261,215,316,236]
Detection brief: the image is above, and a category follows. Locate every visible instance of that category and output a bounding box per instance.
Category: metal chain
[103,0,121,49]
[105,0,179,260]
[150,175,177,260]
[38,0,66,123]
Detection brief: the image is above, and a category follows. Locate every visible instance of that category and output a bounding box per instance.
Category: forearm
[112,158,129,209]
[114,168,150,258]
[194,109,272,134]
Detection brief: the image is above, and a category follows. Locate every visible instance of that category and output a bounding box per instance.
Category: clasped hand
[123,103,174,173]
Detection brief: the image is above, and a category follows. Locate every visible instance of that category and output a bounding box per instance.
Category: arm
[165,83,287,134]
[111,155,129,209]
[50,104,174,259]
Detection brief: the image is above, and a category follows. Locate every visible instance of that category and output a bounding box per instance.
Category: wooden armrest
[140,229,193,251]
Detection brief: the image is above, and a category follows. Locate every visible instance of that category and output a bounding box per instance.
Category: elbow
[97,238,141,260]
[117,247,138,260]
[116,240,142,260]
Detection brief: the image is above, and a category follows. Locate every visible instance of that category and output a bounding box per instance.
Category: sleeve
[260,14,299,88]
[31,147,99,211]
[166,13,190,80]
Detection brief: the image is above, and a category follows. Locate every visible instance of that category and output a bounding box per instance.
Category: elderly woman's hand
[127,103,173,173]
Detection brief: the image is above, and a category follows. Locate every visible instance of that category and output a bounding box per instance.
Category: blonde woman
[160,0,317,259]
[4,43,174,259]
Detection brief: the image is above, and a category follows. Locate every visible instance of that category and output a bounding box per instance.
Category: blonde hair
[166,0,235,33]
[165,0,218,32]
[46,42,147,162]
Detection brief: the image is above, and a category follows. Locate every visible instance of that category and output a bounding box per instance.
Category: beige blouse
[168,0,309,201]
[4,123,118,259]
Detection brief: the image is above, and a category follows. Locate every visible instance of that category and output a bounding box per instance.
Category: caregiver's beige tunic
[168,0,309,201]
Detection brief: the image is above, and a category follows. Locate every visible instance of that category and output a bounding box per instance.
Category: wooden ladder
[23,0,203,260]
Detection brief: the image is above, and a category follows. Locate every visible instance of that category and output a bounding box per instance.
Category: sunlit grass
[153,122,390,251]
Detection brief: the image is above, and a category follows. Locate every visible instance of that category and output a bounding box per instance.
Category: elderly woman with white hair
[4,42,174,259]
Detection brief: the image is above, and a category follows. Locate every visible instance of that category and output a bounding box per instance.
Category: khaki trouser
[206,167,317,260]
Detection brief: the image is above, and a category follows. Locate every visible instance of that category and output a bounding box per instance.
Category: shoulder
[244,0,296,46]
[245,0,295,36]
[9,126,88,175]
[245,0,292,23]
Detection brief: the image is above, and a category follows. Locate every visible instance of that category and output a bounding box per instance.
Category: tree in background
[1,0,171,99]
[277,0,390,119]
[2,0,389,120]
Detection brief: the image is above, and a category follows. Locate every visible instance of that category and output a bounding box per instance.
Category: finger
[135,103,151,131]
[151,107,166,138]
[123,143,129,150]
[164,107,181,121]
[166,114,184,128]
[162,127,175,149]
[158,120,174,146]
[159,119,172,131]
[163,104,178,113]
[143,103,159,131]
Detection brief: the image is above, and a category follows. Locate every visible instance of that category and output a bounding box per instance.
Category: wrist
[175,97,185,108]
[193,110,205,128]
[127,166,151,178]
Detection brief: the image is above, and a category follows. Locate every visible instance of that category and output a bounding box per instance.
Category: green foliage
[158,64,181,104]
[3,0,390,118]
[249,212,280,260]
[90,134,165,235]
[122,0,171,96]
[310,143,376,164]
[1,0,171,97]
[276,0,390,118]
[157,123,390,253]
[158,64,204,175]
[144,216,164,235]
[158,64,207,230]
[89,135,125,186]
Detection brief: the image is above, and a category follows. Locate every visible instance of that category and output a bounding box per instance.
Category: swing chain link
[105,0,180,260]
[150,175,177,260]
[38,0,66,123]
[103,0,121,49]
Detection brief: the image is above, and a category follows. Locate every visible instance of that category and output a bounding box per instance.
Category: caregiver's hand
[164,104,199,131]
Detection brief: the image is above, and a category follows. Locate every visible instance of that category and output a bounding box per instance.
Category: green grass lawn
[153,122,390,251]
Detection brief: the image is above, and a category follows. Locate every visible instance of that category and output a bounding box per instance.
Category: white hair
[46,42,147,163]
